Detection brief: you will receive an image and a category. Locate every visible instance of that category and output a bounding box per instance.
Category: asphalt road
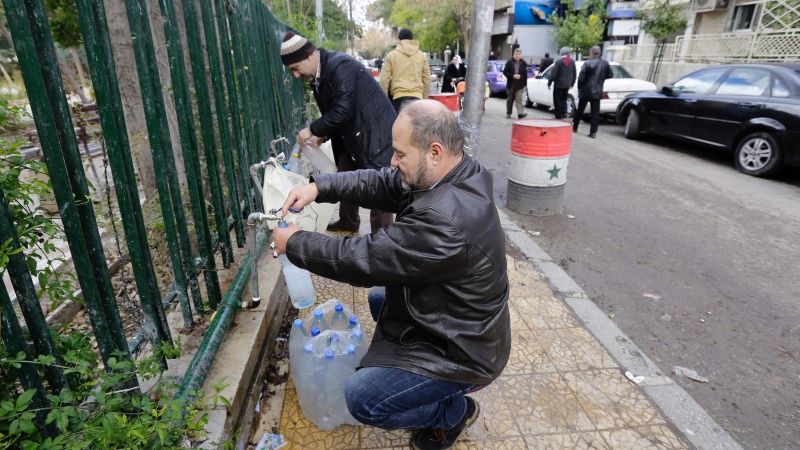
[476,96,800,449]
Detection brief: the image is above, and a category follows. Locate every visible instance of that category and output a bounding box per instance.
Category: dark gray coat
[287,155,511,384]
[578,57,613,99]
[547,56,577,89]
[310,48,396,169]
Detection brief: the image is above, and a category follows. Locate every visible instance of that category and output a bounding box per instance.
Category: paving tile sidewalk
[274,216,690,449]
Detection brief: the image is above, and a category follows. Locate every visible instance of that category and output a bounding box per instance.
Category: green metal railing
[1,0,306,434]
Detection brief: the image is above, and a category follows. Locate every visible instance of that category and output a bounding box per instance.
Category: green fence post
[150,0,222,309]
[0,282,57,438]
[200,0,244,250]
[4,0,132,370]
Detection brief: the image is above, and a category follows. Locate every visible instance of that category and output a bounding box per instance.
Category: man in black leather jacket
[272,100,511,450]
[573,46,613,138]
[547,46,577,119]
[281,32,395,234]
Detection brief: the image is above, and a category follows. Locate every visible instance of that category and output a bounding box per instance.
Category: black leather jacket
[310,49,395,169]
[577,57,613,100]
[286,155,511,384]
[547,56,577,89]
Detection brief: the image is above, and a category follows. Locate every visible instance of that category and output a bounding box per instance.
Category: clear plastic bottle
[288,152,304,175]
[310,309,328,332]
[330,304,349,330]
[277,222,316,309]
[300,141,337,174]
[289,318,309,359]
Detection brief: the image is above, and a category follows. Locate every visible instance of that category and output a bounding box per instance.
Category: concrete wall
[621,60,712,87]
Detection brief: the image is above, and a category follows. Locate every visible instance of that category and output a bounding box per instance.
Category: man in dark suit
[573,45,613,138]
[538,52,553,73]
[502,48,529,119]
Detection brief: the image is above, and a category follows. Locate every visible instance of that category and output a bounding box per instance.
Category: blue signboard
[514,0,563,26]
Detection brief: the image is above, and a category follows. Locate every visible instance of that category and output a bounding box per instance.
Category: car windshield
[611,65,633,78]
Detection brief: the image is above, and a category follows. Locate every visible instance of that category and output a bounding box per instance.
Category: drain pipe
[246,211,281,309]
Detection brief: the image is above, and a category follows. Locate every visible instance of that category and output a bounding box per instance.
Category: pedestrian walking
[538,52,554,74]
[272,99,510,450]
[379,28,431,113]
[280,31,395,234]
[573,45,613,138]
[547,47,577,120]
[442,55,465,93]
[503,48,529,119]
[375,55,383,72]
[488,50,497,61]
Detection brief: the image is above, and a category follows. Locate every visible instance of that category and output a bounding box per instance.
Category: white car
[524,61,656,117]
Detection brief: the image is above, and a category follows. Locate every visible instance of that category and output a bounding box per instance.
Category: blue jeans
[367,286,386,321]
[345,366,486,430]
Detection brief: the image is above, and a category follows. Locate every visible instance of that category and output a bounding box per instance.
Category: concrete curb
[497,207,742,450]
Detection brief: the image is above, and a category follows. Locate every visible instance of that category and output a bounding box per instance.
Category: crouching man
[272,100,510,450]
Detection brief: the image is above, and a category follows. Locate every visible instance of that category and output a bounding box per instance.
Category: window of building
[732,4,757,31]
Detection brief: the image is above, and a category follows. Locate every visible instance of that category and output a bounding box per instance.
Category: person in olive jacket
[272,100,511,450]
[573,46,613,138]
[547,46,577,119]
[281,32,395,234]
[502,48,529,119]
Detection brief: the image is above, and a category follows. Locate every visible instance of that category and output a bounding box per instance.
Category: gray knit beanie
[280,32,316,66]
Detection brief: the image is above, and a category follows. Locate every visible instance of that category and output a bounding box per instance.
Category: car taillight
[602,92,609,99]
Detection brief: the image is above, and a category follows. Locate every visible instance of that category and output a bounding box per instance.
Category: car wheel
[624,110,641,139]
[565,96,575,118]
[523,88,532,108]
[734,131,783,177]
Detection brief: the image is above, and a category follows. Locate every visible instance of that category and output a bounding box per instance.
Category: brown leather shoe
[326,220,359,233]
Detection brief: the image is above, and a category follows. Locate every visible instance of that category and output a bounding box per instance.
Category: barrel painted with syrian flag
[429,93,460,112]
[507,119,572,216]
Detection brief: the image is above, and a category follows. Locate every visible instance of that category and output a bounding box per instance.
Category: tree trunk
[69,47,88,98]
[103,0,157,200]
[57,50,89,103]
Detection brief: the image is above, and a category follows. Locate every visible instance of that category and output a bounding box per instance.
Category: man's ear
[428,142,444,165]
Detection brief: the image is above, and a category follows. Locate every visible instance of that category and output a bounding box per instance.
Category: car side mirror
[535,74,543,79]
[661,85,674,96]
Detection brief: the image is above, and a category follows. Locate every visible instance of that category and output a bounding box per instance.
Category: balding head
[399,100,464,157]
[590,45,601,57]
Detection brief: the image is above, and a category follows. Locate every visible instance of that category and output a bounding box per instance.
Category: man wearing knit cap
[281,31,396,234]
[379,28,431,113]
[547,46,577,120]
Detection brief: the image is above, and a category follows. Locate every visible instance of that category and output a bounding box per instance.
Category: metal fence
[623,29,800,64]
[0,0,304,433]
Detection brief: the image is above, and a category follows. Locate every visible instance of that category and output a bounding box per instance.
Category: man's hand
[513,74,520,80]
[272,221,300,255]
[547,85,552,90]
[281,182,319,217]
[296,128,314,145]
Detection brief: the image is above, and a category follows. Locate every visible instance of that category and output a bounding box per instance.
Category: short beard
[401,156,435,191]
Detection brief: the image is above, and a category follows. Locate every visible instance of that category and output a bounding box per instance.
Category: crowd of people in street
[277,29,614,449]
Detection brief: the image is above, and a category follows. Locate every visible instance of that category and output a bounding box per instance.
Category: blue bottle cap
[349,316,358,325]
[284,164,291,171]
[353,329,362,340]
[311,327,320,336]
[293,318,303,328]
[304,342,313,353]
[325,349,334,359]
[335,304,344,311]
[346,344,357,354]
[314,309,323,318]
[329,333,339,344]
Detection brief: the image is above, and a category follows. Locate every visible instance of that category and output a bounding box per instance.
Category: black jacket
[502,58,529,90]
[442,62,466,93]
[547,56,577,89]
[310,48,395,169]
[287,155,511,384]
[577,57,613,99]
[538,56,553,73]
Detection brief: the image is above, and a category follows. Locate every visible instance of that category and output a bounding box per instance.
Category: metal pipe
[249,153,286,200]
[246,212,280,309]
[462,0,495,159]
[173,224,269,402]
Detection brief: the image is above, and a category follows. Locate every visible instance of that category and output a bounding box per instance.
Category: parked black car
[428,58,445,79]
[617,63,800,177]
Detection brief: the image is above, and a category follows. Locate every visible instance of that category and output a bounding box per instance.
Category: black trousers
[552,87,569,119]
[573,98,601,134]
[391,96,419,114]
